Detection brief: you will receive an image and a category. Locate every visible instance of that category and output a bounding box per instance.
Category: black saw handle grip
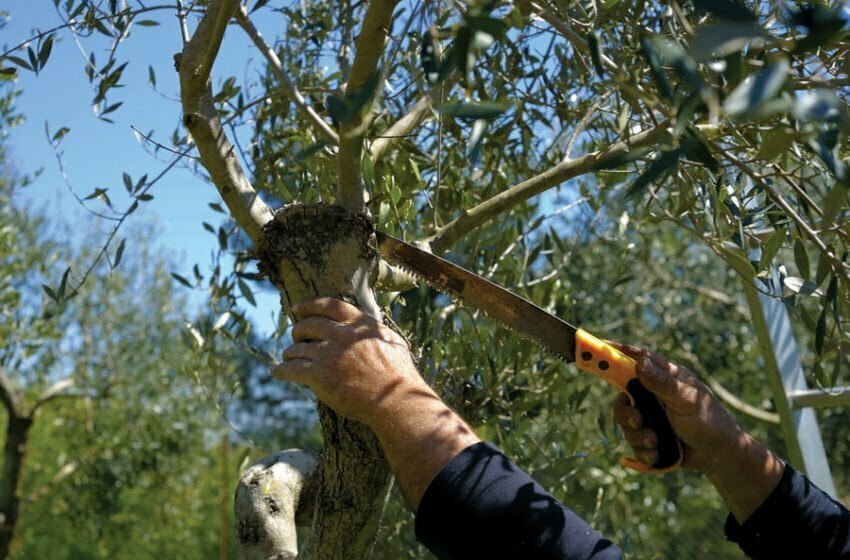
[574,329,683,472]
[625,378,682,469]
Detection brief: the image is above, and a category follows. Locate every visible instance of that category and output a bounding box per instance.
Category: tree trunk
[0,412,33,559]
[255,204,393,560]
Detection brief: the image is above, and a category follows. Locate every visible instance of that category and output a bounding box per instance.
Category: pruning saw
[376,231,684,473]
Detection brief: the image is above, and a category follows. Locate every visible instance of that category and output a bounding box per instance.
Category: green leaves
[4,34,55,75]
[436,101,511,120]
[718,241,755,280]
[692,0,755,21]
[237,278,256,307]
[113,238,126,269]
[783,276,822,297]
[420,28,441,85]
[722,60,789,118]
[690,22,768,62]
[624,148,683,199]
[42,267,73,304]
[790,5,848,53]
[326,73,378,125]
[170,272,193,289]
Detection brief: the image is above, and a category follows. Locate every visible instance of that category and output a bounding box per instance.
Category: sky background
[3,1,281,334]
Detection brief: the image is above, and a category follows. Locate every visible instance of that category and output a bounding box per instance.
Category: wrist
[369,381,481,510]
[705,430,785,523]
[367,378,439,432]
[702,424,749,479]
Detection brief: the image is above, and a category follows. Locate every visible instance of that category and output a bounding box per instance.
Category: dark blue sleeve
[414,442,622,560]
[725,464,850,559]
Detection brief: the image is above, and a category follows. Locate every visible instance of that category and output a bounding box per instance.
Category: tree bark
[254,204,393,560]
[235,450,318,560]
[0,412,33,559]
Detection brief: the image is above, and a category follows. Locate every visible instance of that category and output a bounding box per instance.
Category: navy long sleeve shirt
[415,442,850,559]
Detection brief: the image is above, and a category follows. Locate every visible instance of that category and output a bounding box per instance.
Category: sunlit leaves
[722,60,790,118]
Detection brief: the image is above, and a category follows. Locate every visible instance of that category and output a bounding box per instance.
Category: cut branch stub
[257,204,380,319]
[256,203,392,560]
[235,450,318,560]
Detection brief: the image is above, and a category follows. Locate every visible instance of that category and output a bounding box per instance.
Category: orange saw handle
[574,329,683,473]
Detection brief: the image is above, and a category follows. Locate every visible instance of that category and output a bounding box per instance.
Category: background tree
[2,0,848,558]
[0,78,297,558]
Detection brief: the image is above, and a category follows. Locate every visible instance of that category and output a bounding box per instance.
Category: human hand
[611,344,785,522]
[611,345,743,475]
[271,297,433,428]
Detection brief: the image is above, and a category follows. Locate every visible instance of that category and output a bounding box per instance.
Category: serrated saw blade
[376,232,578,362]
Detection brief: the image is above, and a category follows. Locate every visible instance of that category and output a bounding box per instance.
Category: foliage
[0,83,251,557]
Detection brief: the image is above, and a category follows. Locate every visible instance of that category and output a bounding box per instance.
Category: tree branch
[178,0,273,243]
[707,377,781,424]
[32,378,79,413]
[722,147,850,281]
[337,0,401,211]
[369,95,431,163]
[520,0,618,72]
[235,450,318,560]
[235,6,339,144]
[375,260,419,291]
[0,368,25,419]
[428,123,669,252]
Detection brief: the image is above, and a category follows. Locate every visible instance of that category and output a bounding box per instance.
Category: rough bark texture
[0,412,33,559]
[255,204,393,560]
[235,450,319,560]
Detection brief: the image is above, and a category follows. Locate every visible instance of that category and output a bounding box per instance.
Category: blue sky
[3,1,281,334]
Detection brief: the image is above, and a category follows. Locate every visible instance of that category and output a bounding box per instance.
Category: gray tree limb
[369,94,433,163]
[337,0,401,210]
[0,368,23,418]
[235,450,318,560]
[427,123,670,252]
[32,378,76,412]
[178,0,273,243]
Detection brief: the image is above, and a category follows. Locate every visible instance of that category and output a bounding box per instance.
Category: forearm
[371,387,481,511]
[705,429,785,523]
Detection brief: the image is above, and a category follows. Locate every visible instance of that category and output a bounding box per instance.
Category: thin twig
[131,125,201,159]
[235,6,338,144]
[2,4,184,59]
[176,0,190,45]
[723,147,850,280]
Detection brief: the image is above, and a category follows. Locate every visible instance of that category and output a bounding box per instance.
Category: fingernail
[640,356,657,376]
[628,418,640,429]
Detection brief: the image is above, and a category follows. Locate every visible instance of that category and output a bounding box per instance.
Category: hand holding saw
[377,232,684,473]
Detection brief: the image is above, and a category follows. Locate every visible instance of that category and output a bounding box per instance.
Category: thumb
[271,360,311,386]
[635,356,686,406]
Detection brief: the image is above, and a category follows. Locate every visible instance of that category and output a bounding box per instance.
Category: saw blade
[376,232,578,362]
